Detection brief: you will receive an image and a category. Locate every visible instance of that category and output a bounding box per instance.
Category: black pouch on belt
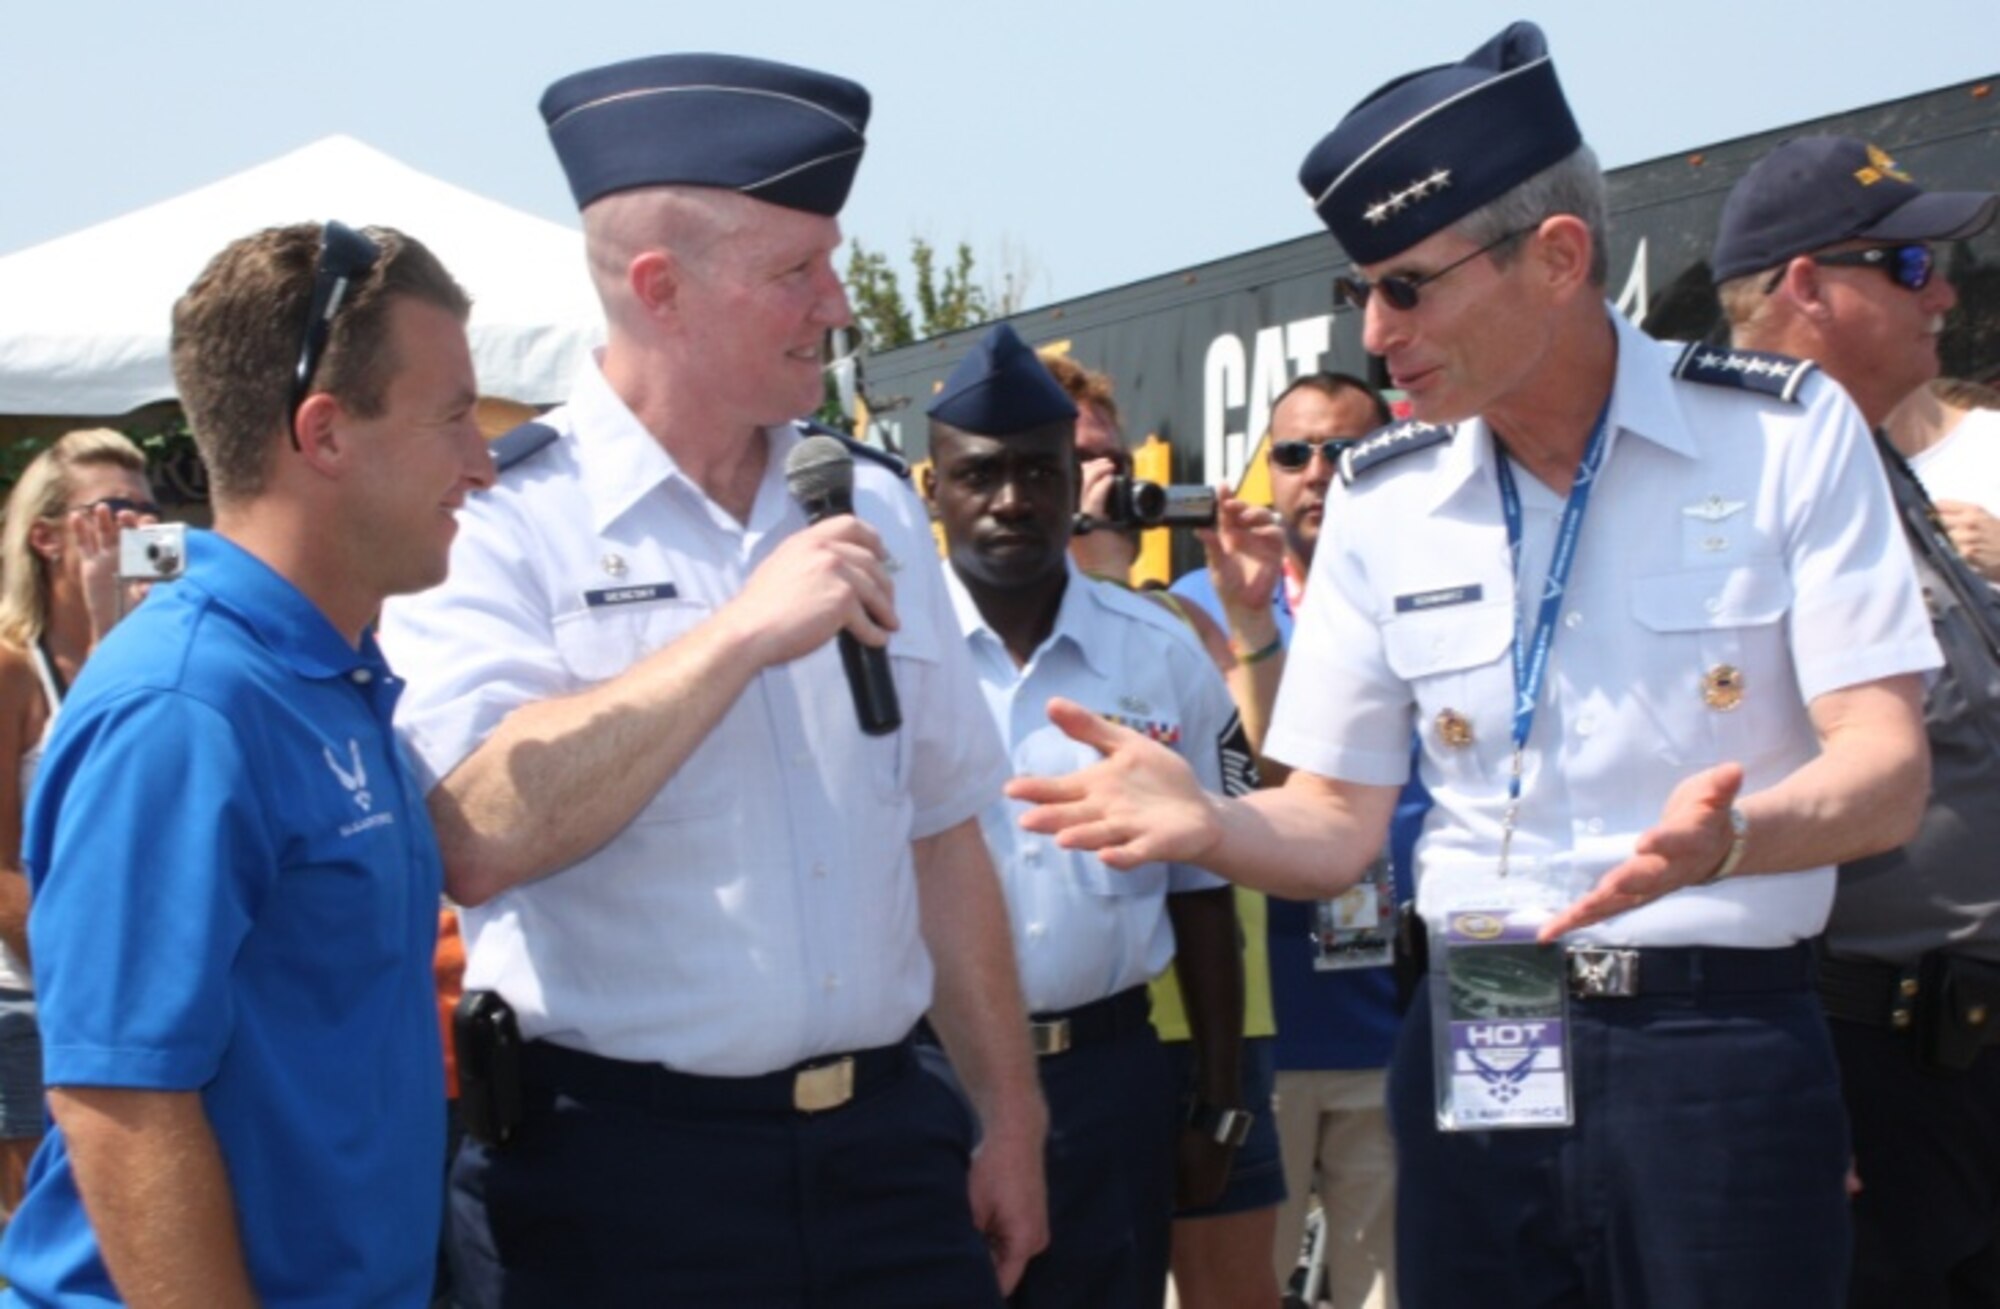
[1917,953,2000,1073]
[1394,902,1427,1016]
[454,990,525,1147]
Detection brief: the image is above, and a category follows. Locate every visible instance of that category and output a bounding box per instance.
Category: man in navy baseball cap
[1719,134,2000,1309]
[1714,135,1995,425]
[1711,135,1995,285]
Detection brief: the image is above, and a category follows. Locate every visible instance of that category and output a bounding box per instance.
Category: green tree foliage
[911,240,991,342]
[842,237,997,354]
[844,241,915,353]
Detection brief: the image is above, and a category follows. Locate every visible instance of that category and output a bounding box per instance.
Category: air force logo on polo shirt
[326,738,395,837]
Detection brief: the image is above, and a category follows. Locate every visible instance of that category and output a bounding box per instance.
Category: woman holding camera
[0,428,156,1219]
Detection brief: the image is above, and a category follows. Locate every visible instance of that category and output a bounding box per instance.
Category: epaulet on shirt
[1670,343,1816,404]
[797,420,911,481]
[1338,419,1452,486]
[1090,580,1211,654]
[491,421,560,475]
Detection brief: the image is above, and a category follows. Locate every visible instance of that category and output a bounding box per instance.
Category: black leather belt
[1564,942,1814,1000]
[1815,951,2000,1040]
[523,1033,915,1116]
[1028,985,1153,1057]
[1816,954,1920,1029]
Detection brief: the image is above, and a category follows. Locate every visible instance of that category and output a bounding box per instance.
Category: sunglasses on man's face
[288,220,383,450]
[1268,440,1351,472]
[1333,227,1533,314]
[1763,242,1935,296]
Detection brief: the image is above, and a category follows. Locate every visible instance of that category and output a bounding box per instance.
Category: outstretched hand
[1005,697,1221,870]
[1538,762,1744,941]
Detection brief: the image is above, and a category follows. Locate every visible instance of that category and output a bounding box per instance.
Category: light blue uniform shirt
[950,562,1232,1015]
[1270,311,1941,946]
[381,360,1010,1075]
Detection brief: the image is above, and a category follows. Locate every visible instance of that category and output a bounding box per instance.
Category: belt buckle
[792,1056,855,1113]
[1030,1018,1071,1057]
[1569,947,1640,999]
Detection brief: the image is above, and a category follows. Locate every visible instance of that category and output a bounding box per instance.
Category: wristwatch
[1701,805,1751,885]
[1186,1102,1254,1147]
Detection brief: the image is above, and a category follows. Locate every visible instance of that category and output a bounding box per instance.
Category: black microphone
[783,436,902,736]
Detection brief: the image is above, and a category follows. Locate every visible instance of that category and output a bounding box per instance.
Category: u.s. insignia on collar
[1671,343,1815,403]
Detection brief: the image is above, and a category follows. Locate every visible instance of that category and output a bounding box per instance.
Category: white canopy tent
[0,135,602,417]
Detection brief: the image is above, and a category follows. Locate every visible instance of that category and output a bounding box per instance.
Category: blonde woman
[0,428,154,1216]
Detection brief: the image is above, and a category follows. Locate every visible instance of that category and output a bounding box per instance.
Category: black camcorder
[1077,476,1218,534]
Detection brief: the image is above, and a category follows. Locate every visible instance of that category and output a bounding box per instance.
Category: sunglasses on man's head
[288,220,383,450]
[74,497,162,518]
[1269,440,1351,472]
[1762,242,1934,296]
[1333,227,1533,314]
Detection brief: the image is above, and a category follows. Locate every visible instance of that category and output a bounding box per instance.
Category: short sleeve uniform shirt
[1267,312,1940,947]
[379,361,1010,1075]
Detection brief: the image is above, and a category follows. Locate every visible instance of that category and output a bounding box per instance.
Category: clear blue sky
[3,1,1992,307]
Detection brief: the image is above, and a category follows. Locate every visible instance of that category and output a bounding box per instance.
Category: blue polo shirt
[1169,568,1425,1071]
[1,531,444,1307]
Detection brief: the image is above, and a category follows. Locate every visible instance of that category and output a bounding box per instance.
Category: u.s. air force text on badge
[1431,908,1574,1131]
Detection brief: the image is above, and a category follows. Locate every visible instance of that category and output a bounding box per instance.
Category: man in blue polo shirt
[0,221,494,1305]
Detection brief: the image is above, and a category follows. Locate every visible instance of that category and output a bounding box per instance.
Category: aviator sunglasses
[1334,227,1533,313]
[1269,439,1352,472]
[1762,242,1934,295]
[288,220,383,450]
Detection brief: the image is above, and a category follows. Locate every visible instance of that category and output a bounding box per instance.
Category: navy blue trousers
[1390,976,1850,1308]
[923,1027,1178,1309]
[1833,1020,2000,1308]
[448,1049,1000,1308]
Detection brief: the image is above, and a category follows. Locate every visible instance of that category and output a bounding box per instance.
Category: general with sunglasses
[1008,22,1941,1308]
[0,222,495,1307]
[1715,134,2000,1308]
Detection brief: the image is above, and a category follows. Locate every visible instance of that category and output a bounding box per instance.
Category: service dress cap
[1710,135,1998,283]
[927,324,1078,436]
[1298,21,1581,265]
[541,53,870,215]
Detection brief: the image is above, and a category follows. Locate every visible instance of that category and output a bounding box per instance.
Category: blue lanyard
[1492,402,1612,875]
